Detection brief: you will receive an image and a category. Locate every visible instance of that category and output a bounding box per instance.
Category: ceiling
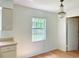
[14,0,79,13]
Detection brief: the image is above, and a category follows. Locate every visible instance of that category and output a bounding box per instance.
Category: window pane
[32,17,46,42]
[32,29,46,42]
[0,7,2,31]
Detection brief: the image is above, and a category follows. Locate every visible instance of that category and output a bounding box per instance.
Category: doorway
[66,16,79,51]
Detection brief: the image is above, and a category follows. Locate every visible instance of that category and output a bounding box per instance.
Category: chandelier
[58,0,66,18]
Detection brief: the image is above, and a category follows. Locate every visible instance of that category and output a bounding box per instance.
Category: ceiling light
[58,0,66,18]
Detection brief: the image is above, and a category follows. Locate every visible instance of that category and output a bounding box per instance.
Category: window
[0,7,2,31]
[32,17,46,42]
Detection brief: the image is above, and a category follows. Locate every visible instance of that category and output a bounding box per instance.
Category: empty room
[0,0,79,58]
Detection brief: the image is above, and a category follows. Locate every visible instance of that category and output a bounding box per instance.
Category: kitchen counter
[0,41,17,47]
[0,37,17,47]
[0,37,17,58]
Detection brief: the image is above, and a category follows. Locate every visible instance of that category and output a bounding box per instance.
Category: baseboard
[18,48,57,58]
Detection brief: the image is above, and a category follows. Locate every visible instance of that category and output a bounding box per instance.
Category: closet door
[67,17,78,51]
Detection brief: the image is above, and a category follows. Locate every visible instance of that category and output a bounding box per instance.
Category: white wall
[67,9,79,17]
[58,17,66,51]
[13,4,58,57]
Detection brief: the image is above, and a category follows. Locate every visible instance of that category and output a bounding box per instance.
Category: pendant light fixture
[58,0,66,18]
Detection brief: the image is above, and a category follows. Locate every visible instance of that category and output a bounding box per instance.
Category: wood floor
[31,49,79,58]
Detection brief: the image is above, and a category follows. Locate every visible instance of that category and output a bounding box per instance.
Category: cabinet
[0,44,16,58]
[0,7,13,31]
[2,8,13,31]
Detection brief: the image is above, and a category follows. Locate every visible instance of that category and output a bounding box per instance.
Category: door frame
[66,16,79,51]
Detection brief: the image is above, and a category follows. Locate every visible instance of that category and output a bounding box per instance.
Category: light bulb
[58,11,66,18]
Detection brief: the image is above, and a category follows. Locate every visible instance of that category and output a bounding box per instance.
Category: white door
[67,17,79,51]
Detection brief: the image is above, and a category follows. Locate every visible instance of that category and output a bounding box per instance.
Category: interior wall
[13,4,58,57]
[67,9,79,17]
[58,17,66,51]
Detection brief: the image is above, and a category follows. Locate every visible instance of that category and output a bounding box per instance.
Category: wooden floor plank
[31,49,79,58]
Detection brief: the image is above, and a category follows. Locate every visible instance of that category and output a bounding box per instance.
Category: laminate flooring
[31,49,79,58]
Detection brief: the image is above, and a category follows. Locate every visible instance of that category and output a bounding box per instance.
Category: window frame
[32,17,47,42]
